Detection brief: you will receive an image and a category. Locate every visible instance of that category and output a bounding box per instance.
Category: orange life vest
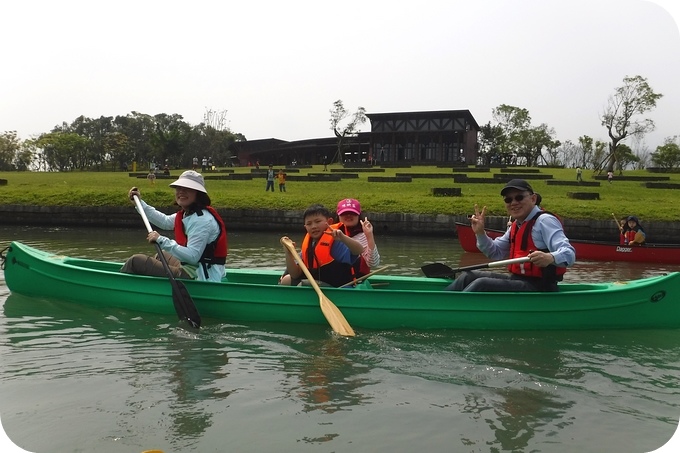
[508,211,566,282]
[331,222,370,278]
[173,206,228,268]
[300,230,353,287]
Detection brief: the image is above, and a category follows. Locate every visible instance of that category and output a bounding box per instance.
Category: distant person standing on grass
[576,167,582,182]
[277,170,287,192]
[266,165,275,192]
[607,171,613,184]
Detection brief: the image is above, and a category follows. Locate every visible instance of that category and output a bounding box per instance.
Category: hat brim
[501,185,532,195]
[169,179,207,193]
[337,208,360,215]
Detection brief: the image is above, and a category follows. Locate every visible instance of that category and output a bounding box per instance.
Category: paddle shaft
[133,195,201,328]
[421,255,533,279]
[612,213,623,233]
[450,256,530,273]
[339,264,394,288]
[280,237,355,336]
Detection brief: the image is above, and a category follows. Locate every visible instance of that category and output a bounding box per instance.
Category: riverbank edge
[2,204,679,243]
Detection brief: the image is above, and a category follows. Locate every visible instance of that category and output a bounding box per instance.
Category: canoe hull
[455,222,680,264]
[3,241,680,330]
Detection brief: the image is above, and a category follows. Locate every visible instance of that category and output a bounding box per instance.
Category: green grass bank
[1,165,679,241]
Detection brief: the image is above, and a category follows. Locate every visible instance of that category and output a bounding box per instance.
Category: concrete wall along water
[1,204,679,243]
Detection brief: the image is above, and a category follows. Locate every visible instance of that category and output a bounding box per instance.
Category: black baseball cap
[501,179,534,196]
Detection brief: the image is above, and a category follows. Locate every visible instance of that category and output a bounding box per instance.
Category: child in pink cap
[333,198,381,279]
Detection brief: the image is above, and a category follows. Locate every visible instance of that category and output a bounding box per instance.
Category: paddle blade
[280,236,355,336]
[319,294,355,337]
[172,279,201,328]
[421,263,455,279]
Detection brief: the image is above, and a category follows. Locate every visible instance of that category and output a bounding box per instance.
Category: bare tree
[575,135,594,169]
[204,108,230,131]
[556,140,578,168]
[631,136,651,169]
[600,75,662,172]
[329,100,366,164]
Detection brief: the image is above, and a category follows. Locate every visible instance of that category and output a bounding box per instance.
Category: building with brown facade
[229,109,480,167]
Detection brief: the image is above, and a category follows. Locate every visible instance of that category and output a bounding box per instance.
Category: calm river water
[1,226,679,453]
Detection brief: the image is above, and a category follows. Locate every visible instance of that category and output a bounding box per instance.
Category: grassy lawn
[2,165,679,222]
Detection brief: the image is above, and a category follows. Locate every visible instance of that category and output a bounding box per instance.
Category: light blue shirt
[138,200,226,282]
[476,206,576,267]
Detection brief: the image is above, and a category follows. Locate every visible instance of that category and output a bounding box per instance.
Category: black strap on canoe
[0,246,8,270]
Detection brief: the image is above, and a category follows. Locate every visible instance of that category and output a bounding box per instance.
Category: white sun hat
[169,170,207,193]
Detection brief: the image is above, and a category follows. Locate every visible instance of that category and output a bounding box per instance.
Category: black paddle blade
[421,262,456,279]
[171,280,201,328]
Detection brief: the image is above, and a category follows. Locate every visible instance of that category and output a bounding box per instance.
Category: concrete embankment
[1,204,679,243]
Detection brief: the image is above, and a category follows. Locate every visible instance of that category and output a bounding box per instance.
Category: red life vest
[332,222,370,278]
[508,211,566,282]
[300,230,353,287]
[622,230,639,244]
[173,206,228,266]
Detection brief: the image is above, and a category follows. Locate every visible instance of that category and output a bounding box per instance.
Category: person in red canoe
[621,216,646,245]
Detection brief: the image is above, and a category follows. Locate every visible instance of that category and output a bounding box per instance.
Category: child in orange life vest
[279,204,364,287]
[621,216,646,245]
[333,198,380,279]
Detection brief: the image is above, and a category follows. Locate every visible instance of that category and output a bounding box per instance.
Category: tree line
[0,109,245,172]
[474,75,680,172]
[3,76,680,172]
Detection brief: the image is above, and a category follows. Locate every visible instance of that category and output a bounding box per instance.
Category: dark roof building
[228,109,480,167]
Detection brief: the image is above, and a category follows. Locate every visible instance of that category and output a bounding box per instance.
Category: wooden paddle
[421,256,531,279]
[133,195,201,328]
[612,212,623,233]
[632,231,646,245]
[339,264,395,288]
[280,236,355,337]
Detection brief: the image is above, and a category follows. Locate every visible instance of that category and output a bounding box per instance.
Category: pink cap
[337,198,361,215]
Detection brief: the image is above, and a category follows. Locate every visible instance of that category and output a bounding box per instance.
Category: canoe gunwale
[4,241,680,331]
[454,222,680,263]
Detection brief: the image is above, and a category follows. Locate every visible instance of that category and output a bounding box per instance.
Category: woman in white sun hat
[120,170,228,282]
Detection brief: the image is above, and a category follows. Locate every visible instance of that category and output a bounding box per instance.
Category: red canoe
[455,222,680,264]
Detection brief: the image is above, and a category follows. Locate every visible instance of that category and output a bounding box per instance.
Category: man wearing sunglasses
[446,179,575,292]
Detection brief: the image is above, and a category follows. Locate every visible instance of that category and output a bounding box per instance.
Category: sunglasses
[503,193,532,204]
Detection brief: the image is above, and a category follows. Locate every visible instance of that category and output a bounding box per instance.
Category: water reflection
[0,293,234,449]
[2,226,680,452]
[492,386,573,451]
[288,337,370,415]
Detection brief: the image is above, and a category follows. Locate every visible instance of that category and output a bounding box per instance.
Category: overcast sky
[2,0,679,151]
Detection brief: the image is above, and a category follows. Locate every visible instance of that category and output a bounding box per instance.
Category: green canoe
[3,241,680,331]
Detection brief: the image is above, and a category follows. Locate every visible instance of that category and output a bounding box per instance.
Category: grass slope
[2,165,679,222]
